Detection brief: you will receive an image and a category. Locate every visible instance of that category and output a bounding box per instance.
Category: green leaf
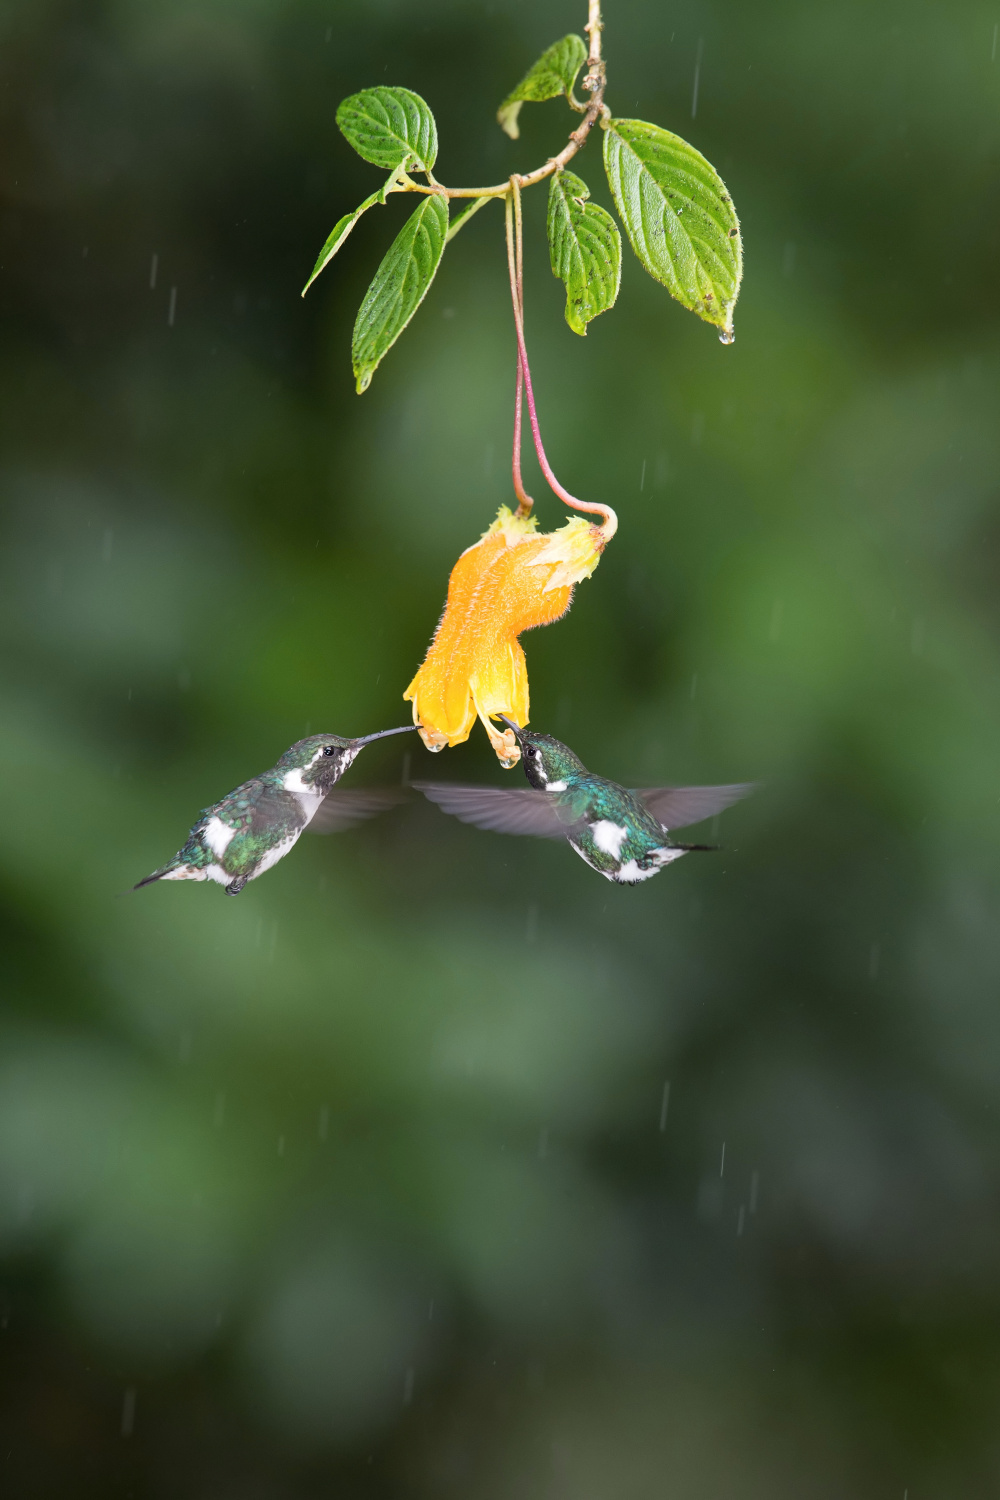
[301,192,379,297]
[336,86,438,174]
[497,34,587,140]
[352,195,449,394]
[300,160,414,298]
[547,170,621,336]
[603,118,742,340]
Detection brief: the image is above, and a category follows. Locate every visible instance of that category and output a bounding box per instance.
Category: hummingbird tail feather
[132,859,192,889]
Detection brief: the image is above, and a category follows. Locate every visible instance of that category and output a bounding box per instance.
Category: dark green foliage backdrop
[2,1,1000,1494]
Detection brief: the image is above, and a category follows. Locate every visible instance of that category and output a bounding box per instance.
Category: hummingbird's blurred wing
[414,783,573,839]
[308,786,407,834]
[636,783,756,830]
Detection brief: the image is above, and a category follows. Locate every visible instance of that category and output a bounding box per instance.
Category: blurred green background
[2,0,1000,1494]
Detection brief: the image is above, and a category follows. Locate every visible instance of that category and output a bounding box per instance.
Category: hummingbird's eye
[525,745,536,758]
[322,745,337,757]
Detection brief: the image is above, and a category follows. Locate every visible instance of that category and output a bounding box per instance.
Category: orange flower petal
[404,506,612,765]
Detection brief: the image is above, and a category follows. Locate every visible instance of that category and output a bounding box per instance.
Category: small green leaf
[603,118,742,340]
[497,34,587,140]
[301,192,379,297]
[337,86,438,174]
[547,170,621,336]
[300,161,413,298]
[352,195,449,394]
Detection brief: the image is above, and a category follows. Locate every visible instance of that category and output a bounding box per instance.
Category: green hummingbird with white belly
[416,716,754,884]
[134,726,414,895]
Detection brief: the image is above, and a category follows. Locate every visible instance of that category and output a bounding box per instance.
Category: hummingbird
[134,726,414,895]
[415,716,754,885]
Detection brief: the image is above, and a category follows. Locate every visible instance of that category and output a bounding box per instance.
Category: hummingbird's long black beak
[496,714,525,739]
[351,725,417,747]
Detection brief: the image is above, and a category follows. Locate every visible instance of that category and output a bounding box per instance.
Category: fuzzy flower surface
[404,506,611,765]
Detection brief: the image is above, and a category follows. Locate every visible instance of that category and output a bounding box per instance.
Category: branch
[401,0,608,202]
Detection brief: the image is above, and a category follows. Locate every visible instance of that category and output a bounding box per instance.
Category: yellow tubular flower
[404,505,615,765]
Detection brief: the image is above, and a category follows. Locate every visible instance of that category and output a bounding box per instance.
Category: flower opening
[404,506,613,765]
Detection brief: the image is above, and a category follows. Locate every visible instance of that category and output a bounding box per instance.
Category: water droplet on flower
[718,327,735,344]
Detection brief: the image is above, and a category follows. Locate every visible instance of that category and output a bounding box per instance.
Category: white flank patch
[160,865,208,882]
[204,863,233,887]
[590,820,628,859]
[203,816,235,858]
[252,831,301,878]
[546,779,567,792]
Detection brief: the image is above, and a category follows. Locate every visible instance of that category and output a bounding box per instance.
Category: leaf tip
[497,101,521,139]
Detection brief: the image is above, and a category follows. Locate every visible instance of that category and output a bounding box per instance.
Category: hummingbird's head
[497,717,587,791]
[277,726,414,790]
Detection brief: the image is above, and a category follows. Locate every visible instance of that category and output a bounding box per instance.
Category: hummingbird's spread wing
[307,786,407,834]
[414,783,574,839]
[636,783,756,830]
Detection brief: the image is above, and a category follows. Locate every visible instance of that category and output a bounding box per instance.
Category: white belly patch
[252,831,301,878]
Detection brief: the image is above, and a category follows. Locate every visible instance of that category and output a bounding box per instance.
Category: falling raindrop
[149,252,159,289]
[121,1387,136,1438]
[168,286,178,327]
[691,37,703,119]
[658,1080,671,1132]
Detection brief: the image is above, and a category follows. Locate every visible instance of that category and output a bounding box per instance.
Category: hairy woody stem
[504,178,617,539]
[401,0,607,202]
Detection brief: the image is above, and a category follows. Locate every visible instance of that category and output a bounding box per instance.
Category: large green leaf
[603,118,742,340]
[497,34,587,140]
[337,86,438,174]
[352,195,449,393]
[547,170,621,336]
